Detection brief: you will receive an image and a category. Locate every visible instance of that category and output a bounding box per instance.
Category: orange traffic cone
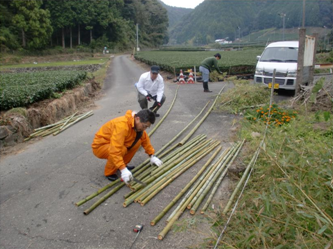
[187,69,194,84]
[178,69,185,84]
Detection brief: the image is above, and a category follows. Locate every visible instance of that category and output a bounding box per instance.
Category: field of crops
[0,70,87,110]
[135,48,263,75]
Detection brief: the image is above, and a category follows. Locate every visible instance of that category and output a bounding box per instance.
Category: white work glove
[150,155,163,167]
[120,167,133,184]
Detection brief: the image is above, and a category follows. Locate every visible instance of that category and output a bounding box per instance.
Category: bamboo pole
[140,142,220,206]
[222,146,260,214]
[157,144,238,240]
[200,139,245,214]
[148,85,179,137]
[53,111,93,135]
[150,145,222,226]
[179,86,225,145]
[129,135,206,190]
[186,142,240,210]
[125,139,214,206]
[165,146,235,223]
[83,182,125,215]
[60,111,78,130]
[154,101,210,155]
[75,179,121,206]
[190,139,245,214]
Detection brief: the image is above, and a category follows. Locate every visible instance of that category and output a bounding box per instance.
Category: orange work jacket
[91,110,155,171]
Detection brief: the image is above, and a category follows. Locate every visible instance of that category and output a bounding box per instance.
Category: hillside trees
[10,0,53,49]
[0,0,168,52]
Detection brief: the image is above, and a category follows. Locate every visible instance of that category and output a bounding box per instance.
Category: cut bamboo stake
[154,101,210,155]
[222,146,260,214]
[129,135,206,190]
[157,144,238,240]
[166,146,235,223]
[83,182,125,215]
[148,85,179,137]
[201,139,245,214]
[60,111,78,130]
[179,86,225,145]
[75,179,121,206]
[140,142,220,206]
[125,139,214,206]
[53,111,93,135]
[150,145,222,226]
[187,142,240,210]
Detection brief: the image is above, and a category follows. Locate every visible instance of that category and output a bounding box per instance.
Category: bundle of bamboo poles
[76,86,226,214]
[25,110,93,140]
[155,140,245,240]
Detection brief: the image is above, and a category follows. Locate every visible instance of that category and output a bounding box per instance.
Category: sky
[160,0,205,9]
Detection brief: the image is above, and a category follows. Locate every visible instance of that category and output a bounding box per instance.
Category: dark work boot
[106,174,118,181]
[203,82,212,92]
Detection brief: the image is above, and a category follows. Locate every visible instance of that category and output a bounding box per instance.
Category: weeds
[210,111,333,248]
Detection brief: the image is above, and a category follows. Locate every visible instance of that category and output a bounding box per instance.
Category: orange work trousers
[92,141,142,176]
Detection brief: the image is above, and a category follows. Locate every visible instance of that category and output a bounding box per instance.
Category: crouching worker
[91,109,163,184]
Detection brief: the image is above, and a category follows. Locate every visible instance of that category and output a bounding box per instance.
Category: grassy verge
[205,82,333,248]
[87,57,112,86]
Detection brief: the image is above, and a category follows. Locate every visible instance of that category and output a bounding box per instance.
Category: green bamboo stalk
[32,113,74,131]
[124,139,214,207]
[148,85,179,137]
[60,111,78,130]
[222,146,260,214]
[133,139,214,201]
[53,111,93,135]
[137,141,217,201]
[75,179,121,206]
[179,86,225,145]
[154,101,210,155]
[157,145,237,240]
[150,145,222,226]
[191,140,245,214]
[140,142,220,206]
[84,182,125,215]
[200,139,245,214]
[129,135,206,190]
[187,142,240,210]
[166,146,234,223]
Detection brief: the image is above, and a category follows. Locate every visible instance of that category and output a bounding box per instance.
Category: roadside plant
[245,103,298,126]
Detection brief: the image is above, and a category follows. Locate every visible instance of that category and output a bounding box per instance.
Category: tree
[11,0,52,49]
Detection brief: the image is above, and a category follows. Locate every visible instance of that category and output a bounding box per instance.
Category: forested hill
[0,0,168,51]
[158,1,192,29]
[168,0,333,45]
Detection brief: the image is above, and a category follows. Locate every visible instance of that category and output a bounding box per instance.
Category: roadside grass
[205,83,333,248]
[87,57,112,86]
[0,57,109,69]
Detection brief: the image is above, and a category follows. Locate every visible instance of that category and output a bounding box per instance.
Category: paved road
[0,55,235,249]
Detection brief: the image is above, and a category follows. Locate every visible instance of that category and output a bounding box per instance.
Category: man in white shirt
[136,65,166,117]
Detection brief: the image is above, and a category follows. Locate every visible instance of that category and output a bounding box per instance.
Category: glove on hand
[150,155,163,167]
[120,167,133,184]
[146,94,152,102]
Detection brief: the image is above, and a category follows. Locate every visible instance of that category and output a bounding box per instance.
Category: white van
[254,41,308,90]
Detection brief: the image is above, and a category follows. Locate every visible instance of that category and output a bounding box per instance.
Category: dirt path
[0,55,237,249]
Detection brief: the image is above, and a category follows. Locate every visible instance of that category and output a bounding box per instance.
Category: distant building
[215,39,232,44]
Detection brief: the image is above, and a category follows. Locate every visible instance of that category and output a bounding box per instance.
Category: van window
[260,47,298,62]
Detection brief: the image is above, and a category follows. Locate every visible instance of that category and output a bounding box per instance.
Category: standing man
[136,65,166,117]
[91,109,163,183]
[199,53,223,92]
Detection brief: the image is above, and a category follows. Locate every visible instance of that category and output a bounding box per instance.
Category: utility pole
[238,26,241,50]
[278,13,286,41]
[136,23,139,52]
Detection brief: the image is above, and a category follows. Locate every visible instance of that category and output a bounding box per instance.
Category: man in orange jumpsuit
[91,109,163,183]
